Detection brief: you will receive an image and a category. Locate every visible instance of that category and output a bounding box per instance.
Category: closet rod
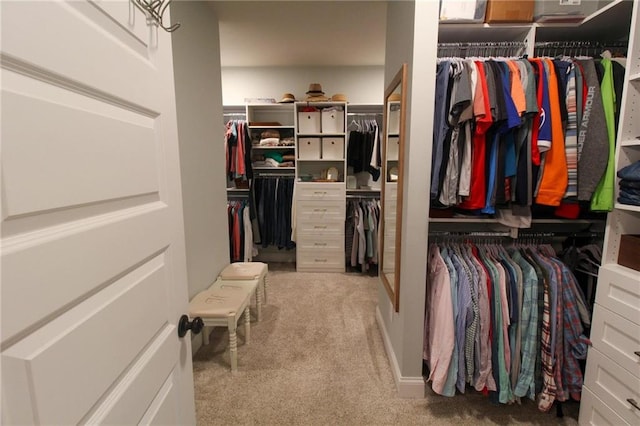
[224,113,247,116]
[254,173,295,178]
[347,113,383,116]
[346,194,380,199]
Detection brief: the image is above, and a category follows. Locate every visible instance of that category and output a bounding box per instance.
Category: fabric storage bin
[321,137,344,160]
[298,138,321,160]
[321,109,344,134]
[387,136,399,161]
[387,105,400,134]
[439,0,487,22]
[298,111,321,134]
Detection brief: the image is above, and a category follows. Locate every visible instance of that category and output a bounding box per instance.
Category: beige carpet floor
[193,264,579,425]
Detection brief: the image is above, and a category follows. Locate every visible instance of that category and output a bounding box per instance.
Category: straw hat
[330,93,348,102]
[306,83,325,95]
[388,93,402,102]
[278,93,296,103]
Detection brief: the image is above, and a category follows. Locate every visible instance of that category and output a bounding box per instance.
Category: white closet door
[1,1,196,424]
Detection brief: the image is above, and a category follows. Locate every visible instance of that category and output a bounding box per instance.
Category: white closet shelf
[297,159,343,162]
[599,262,640,280]
[438,23,532,44]
[620,139,640,148]
[536,0,633,41]
[248,125,294,129]
[253,167,295,171]
[629,72,640,82]
[251,145,295,149]
[614,203,640,213]
[297,133,345,137]
[428,218,598,224]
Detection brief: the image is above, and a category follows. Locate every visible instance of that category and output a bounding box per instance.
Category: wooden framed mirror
[379,63,407,312]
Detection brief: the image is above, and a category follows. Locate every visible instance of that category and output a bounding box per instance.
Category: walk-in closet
[4,1,638,424]
[214,0,640,423]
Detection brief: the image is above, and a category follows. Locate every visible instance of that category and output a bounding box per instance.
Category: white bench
[219,262,269,321]
[188,285,252,373]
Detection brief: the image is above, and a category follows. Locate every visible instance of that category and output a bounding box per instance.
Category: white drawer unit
[297,221,345,237]
[295,182,345,272]
[296,200,345,223]
[296,183,345,201]
[295,234,344,251]
[583,348,640,425]
[579,387,629,426]
[297,249,345,272]
[594,265,640,323]
[589,305,640,378]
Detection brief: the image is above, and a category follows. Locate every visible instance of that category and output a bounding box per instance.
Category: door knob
[178,314,204,338]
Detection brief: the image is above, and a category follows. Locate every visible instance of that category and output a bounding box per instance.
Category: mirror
[380,64,407,312]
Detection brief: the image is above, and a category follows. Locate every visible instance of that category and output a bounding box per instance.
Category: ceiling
[210,1,388,67]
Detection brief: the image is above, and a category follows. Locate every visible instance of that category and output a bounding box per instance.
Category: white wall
[221,66,384,105]
[377,0,438,398]
[171,2,230,301]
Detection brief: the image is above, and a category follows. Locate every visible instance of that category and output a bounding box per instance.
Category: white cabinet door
[1,1,196,424]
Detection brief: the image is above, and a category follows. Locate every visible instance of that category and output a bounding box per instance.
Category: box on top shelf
[533,0,599,23]
[298,111,321,134]
[439,0,487,22]
[321,107,344,134]
[484,0,533,23]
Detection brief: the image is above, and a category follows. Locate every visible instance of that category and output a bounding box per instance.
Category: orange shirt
[535,59,568,206]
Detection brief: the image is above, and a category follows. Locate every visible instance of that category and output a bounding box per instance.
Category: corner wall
[377,0,438,398]
[171,2,230,304]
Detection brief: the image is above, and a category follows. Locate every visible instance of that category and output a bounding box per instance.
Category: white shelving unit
[294,101,348,272]
[245,103,296,177]
[579,1,640,424]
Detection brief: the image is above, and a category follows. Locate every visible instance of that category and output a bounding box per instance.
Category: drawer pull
[313,208,327,212]
[314,259,328,263]
[314,225,327,229]
[314,242,327,246]
[627,398,640,411]
[313,191,327,195]
[634,351,640,358]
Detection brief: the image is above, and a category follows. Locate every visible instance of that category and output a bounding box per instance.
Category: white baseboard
[375,307,426,399]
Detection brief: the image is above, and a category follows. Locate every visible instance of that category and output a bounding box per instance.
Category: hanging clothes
[424,240,591,411]
[429,54,625,219]
[345,198,380,271]
[225,120,253,182]
[347,119,381,181]
[253,176,295,250]
[227,200,254,263]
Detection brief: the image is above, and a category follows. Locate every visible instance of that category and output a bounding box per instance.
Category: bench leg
[256,285,262,321]
[263,275,268,304]
[202,326,210,346]
[228,316,238,373]
[244,306,251,344]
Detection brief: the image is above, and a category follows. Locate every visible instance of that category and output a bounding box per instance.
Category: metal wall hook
[131,0,181,32]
